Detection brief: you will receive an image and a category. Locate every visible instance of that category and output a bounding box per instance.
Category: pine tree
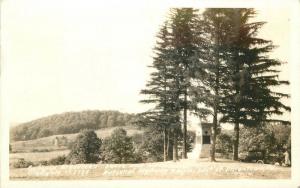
[217,9,290,160]
[138,8,200,161]
[191,9,233,162]
[169,8,201,159]
[139,22,181,161]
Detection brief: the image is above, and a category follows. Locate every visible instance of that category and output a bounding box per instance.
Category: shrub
[48,155,67,165]
[138,130,165,162]
[216,132,233,157]
[67,129,102,164]
[13,158,34,168]
[38,160,49,166]
[31,148,50,152]
[186,131,196,152]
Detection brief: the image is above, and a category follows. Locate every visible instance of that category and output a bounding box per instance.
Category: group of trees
[59,128,195,165]
[67,128,195,164]
[138,8,290,161]
[67,129,139,164]
[216,122,291,159]
[10,110,137,141]
[134,127,195,162]
[239,123,291,154]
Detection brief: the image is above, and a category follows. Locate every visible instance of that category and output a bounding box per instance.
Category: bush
[38,160,49,166]
[216,132,233,157]
[101,128,137,163]
[186,131,196,152]
[13,158,34,168]
[67,129,102,164]
[31,148,50,152]
[48,155,67,165]
[137,130,165,162]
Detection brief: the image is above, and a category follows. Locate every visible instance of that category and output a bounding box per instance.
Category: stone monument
[190,122,213,159]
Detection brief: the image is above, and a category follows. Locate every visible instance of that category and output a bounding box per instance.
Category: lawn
[10,158,290,180]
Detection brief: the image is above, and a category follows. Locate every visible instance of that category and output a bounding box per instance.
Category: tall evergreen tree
[169,8,201,159]
[139,8,202,161]
[217,9,290,160]
[191,9,233,162]
[139,21,181,161]
[140,8,289,163]
[192,8,290,161]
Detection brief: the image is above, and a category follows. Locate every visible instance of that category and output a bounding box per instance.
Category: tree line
[10,110,137,141]
[138,8,290,161]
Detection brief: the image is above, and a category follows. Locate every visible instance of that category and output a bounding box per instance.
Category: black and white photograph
[1,0,300,187]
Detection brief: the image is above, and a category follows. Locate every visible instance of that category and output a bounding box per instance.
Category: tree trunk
[173,131,178,162]
[233,122,240,161]
[210,64,219,162]
[210,106,217,162]
[167,130,170,160]
[163,127,167,161]
[182,91,188,159]
[210,31,220,162]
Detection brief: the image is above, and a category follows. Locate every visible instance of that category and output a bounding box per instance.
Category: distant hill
[10,110,137,141]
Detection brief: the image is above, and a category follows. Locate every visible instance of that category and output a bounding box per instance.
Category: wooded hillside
[10,110,137,141]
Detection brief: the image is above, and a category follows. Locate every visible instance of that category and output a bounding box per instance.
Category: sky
[1,0,291,124]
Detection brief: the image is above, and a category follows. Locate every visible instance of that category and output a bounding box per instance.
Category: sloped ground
[10,158,290,180]
[10,126,142,153]
[9,126,143,168]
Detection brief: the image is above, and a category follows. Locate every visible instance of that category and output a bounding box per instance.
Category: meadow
[9,126,143,167]
[10,126,142,153]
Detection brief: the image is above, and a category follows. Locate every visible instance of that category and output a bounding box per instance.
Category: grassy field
[10,158,291,180]
[10,126,143,168]
[10,126,143,153]
[10,150,70,165]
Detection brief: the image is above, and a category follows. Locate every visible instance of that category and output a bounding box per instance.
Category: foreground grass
[10,158,290,180]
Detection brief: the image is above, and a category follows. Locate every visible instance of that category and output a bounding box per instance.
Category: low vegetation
[13,159,34,168]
